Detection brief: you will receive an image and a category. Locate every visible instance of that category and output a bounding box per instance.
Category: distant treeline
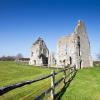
[0,55,30,62]
[0,56,16,61]
[0,53,24,61]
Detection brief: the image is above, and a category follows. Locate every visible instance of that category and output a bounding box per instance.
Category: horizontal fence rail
[0,65,76,100]
[0,73,52,95]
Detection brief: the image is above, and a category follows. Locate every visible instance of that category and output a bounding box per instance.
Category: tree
[15,53,23,61]
[0,56,16,61]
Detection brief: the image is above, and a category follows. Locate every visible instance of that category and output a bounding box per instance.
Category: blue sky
[0,0,100,60]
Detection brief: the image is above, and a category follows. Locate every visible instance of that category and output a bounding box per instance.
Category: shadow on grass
[55,70,77,100]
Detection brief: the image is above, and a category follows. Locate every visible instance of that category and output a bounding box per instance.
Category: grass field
[61,67,100,100]
[0,61,100,100]
[0,61,63,100]
[0,61,54,100]
[0,61,52,87]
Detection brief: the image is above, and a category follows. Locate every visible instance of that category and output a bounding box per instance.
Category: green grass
[61,67,100,100]
[1,61,100,100]
[0,61,63,100]
[0,61,52,87]
[0,61,54,100]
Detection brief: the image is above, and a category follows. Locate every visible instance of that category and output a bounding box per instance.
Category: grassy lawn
[0,61,53,100]
[0,61,63,100]
[1,61,100,100]
[0,61,52,87]
[61,67,100,100]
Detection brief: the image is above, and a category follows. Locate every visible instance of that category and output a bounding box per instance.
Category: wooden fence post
[51,70,55,100]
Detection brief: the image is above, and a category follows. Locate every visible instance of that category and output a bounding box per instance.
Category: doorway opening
[80,60,82,69]
[34,60,36,65]
[69,57,72,65]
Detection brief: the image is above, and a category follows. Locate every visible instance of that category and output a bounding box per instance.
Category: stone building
[29,37,49,66]
[29,20,93,69]
[56,20,93,69]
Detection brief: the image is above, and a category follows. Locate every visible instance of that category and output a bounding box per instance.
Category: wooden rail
[0,65,76,100]
[35,65,76,100]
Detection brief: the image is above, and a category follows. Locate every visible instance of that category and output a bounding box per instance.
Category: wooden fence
[0,65,76,100]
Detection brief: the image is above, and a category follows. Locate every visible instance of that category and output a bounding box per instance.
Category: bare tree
[16,53,23,58]
[15,53,23,62]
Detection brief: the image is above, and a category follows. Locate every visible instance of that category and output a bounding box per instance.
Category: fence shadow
[0,65,76,100]
[55,70,77,100]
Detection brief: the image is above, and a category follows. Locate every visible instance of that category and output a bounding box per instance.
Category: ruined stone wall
[29,38,49,66]
[29,20,93,69]
[29,44,42,66]
[74,21,93,68]
[56,35,76,67]
[56,20,93,69]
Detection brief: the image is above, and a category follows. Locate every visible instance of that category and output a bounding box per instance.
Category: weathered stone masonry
[29,37,49,66]
[56,20,93,69]
[29,20,93,69]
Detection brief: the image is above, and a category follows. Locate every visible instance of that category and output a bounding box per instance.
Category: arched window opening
[63,60,66,66]
[77,36,80,56]
[69,57,72,65]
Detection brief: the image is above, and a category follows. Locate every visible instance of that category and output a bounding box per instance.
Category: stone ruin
[29,20,93,69]
[29,37,49,66]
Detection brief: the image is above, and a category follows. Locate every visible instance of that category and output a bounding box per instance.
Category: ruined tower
[56,20,93,69]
